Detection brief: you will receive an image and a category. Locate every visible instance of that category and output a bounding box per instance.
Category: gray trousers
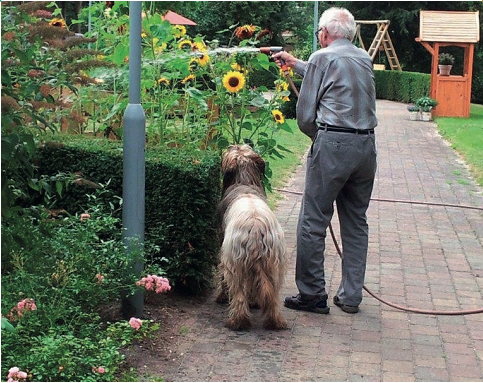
[296,130,377,306]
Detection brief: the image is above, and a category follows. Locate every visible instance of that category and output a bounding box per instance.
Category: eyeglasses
[314,27,323,38]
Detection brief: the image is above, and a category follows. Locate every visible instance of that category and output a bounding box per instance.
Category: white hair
[319,7,356,40]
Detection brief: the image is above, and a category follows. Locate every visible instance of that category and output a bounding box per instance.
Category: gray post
[313,1,319,52]
[122,1,145,318]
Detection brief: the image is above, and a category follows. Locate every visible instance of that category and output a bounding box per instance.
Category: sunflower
[173,25,186,38]
[235,24,256,40]
[222,71,246,93]
[189,58,199,71]
[192,40,207,52]
[49,18,66,28]
[182,74,195,84]
[281,96,290,103]
[280,67,294,78]
[197,53,210,66]
[272,109,285,124]
[231,63,243,72]
[178,40,193,50]
[154,43,167,55]
[157,77,169,86]
[276,81,289,92]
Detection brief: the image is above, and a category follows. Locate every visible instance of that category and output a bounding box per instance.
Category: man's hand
[272,51,298,69]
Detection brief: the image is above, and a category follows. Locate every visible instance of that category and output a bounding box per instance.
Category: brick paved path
[160,100,483,381]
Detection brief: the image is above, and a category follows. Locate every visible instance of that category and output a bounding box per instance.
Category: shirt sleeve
[296,59,327,139]
[294,60,307,78]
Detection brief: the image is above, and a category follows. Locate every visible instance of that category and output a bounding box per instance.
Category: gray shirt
[295,39,378,139]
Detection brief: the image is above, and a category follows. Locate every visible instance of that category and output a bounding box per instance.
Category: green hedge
[374,70,431,103]
[36,137,221,293]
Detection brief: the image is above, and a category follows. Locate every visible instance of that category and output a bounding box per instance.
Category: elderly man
[274,7,377,314]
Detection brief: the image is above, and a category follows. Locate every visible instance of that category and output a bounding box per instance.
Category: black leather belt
[318,124,374,135]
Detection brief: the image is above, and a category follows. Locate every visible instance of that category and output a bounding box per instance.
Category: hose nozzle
[259,46,284,55]
[259,46,287,70]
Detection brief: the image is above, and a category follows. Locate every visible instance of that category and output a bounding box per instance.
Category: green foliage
[1,192,160,382]
[415,96,438,112]
[35,137,221,293]
[438,53,455,65]
[190,1,313,46]
[374,70,430,103]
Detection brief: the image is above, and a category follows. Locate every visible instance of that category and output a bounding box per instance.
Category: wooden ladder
[356,20,402,71]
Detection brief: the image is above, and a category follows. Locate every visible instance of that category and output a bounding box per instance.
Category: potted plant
[415,96,438,121]
[438,53,454,76]
[407,104,420,121]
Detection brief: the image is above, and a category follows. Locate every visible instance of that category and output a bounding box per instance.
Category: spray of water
[92,46,263,83]
[144,46,261,66]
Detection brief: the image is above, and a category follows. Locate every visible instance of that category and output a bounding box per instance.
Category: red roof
[162,11,197,26]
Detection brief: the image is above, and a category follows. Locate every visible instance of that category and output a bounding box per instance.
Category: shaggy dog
[215,145,287,331]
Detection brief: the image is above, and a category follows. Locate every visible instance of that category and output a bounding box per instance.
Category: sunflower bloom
[272,109,285,124]
[182,74,195,84]
[178,40,192,50]
[280,67,294,78]
[192,40,207,52]
[158,77,169,86]
[155,43,167,54]
[282,96,290,102]
[235,24,256,40]
[231,63,243,72]
[276,81,289,92]
[173,25,186,38]
[223,71,245,93]
[197,53,210,66]
[49,18,66,28]
[189,58,199,71]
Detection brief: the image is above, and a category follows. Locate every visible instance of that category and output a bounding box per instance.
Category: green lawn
[266,104,483,210]
[266,119,311,208]
[435,104,483,186]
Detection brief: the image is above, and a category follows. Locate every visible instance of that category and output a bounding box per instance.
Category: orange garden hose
[276,68,483,315]
[276,187,483,316]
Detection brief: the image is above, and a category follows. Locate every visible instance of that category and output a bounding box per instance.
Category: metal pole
[313,1,319,52]
[122,1,145,318]
[88,1,92,50]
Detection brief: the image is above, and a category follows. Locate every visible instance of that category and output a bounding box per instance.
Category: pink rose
[98,367,105,374]
[95,274,104,284]
[129,317,142,331]
[80,213,91,221]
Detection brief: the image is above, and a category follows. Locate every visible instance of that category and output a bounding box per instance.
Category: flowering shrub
[1,190,166,382]
[7,299,37,321]
[137,275,171,294]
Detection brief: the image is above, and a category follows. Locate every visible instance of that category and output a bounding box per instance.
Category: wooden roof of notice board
[419,11,480,43]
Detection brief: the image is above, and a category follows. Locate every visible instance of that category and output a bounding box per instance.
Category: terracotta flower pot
[438,65,452,76]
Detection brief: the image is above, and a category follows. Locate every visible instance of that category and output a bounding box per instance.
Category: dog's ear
[252,153,265,177]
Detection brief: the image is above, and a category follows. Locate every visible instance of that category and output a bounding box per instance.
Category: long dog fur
[216,145,287,331]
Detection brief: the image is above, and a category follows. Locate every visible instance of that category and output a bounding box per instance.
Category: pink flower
[98,367,105,374]
[8,299,36,321]
[7,367,27,382]
[95,274,104,284]
[129,317,142,331]
[136,275,171,294]
[80,213,91,221]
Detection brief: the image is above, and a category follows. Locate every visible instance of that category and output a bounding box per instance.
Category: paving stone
[159,100,483,382]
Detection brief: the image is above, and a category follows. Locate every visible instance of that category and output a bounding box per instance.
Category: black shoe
[333,296,359,313]
[284,294,330,314]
